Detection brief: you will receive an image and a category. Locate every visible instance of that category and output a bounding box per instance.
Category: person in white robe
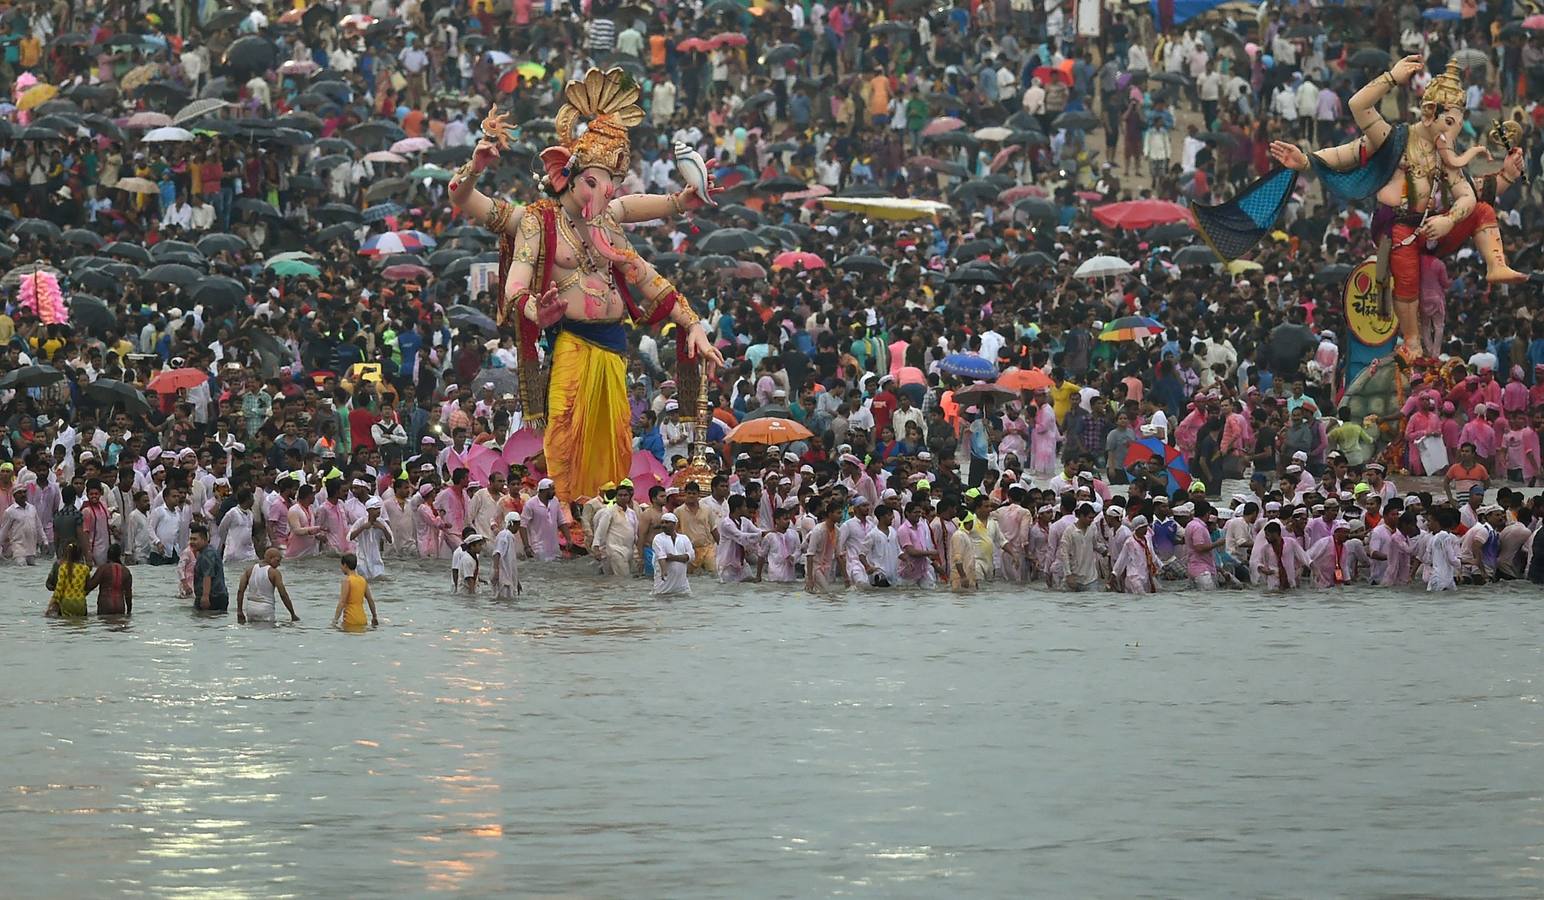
[348,497,393,580]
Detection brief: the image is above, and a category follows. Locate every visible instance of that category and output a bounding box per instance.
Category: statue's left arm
[633,261,724,368]
[1420,164,1476,241]
[609,160,720,224]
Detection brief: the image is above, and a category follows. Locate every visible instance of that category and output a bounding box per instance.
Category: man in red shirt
[870,375,898,437]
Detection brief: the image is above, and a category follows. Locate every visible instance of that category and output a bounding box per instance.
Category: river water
[2,554,1540,898]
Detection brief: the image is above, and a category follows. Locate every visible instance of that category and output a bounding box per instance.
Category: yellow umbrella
[17,84,59,111]
[114,177,160,195]
[516,61,546,78]
[120,63,158,93]
[818,196,951,221]
[1226,259,1263,275]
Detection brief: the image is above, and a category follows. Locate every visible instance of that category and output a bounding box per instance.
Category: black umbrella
[1145,223,1194,244]
[952,238,996,260]
[346,120,406,147]
[364,178,410,203]
[872,21,912,36]
[1006,129,1050,146]
[702,0,744,16]
[697,228,766,254]
[0,365,63,391]
[924,131,979,149]
[950,180,1000,203]
[835,184,892,198]
[379,253,427,269]
[82,378,152,414]
[17,126,60,141]
[756,225,799,249]
[1349,48,1392,70]
[224,35,279,74]
[755,173,807,193]
[653,252,686,271]
[261,127,315,147]
[447,304,497,335]
[201,7,249,31]
[190,276,249,312]
[1173,245,1219,268]
[760,43,801,65]
[689,254,738,271]
[1011,251,1055,271]
[1013,197,1057,223]
[137,81,191,106]
[717,204,763,226]
[310,222,357,246]
[0,243,15,263]
[743,90,777,108]
[765,141,801,154]
[150,240,203,261]
[441,225,495,241]
[197,233,249,255]
[50,31,90,47]
[80,114,126,142]
[441,257,476,280]
[12,218,62,240]
[836,254,886,273]
[200,77,235,100]
[103,241,153,264]
[1150,72,1191,87]
[1315,264,1353,283]
[474,367,520,397]
[287,174,325,192]
[428,248,470,269]
[141,263,203,287]
[61,228,104,249]
[74,269,120,294]
[947,263,1006,285]
[33,114,83,133]
[156,252,208,270]
[235,198,282,219]
[68,295,116,336]
[65,84,116,103]
[1053,111,1100,131]
[315,137,356,155]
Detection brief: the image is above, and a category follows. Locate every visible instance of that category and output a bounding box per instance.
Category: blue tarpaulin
[1150,0,1235,29]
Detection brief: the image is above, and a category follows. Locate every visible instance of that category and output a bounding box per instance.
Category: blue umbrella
[362,202,404,223]
[939,352,998,380]
[1421,7,1460,19]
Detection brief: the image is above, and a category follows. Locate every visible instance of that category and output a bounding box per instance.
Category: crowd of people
[2,0,1543,618]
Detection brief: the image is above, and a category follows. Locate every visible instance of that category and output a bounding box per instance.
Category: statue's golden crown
[555,68,644,176]
[1421,60,1465,112]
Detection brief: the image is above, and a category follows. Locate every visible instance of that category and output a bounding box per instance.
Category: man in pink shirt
[1176,503,1221,589]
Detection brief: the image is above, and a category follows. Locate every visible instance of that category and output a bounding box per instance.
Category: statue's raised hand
[1268,141,1310,172]
[1390,55,1424,86]
[531,286,566,328]
[678,159,724,211]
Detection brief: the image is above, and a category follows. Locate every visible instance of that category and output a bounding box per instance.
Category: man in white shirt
[651,513,693,596]
[162,192,194,231]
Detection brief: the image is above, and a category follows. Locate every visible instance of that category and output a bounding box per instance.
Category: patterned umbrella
[939,353,997,380]
[1099,316,1165,342]
[1123,438,1192,493]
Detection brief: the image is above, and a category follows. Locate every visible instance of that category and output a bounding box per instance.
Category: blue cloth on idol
[1312,123,1408,203]
[557,320,627,353]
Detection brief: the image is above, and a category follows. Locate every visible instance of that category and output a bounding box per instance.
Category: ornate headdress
[1420,60,1465,113]
[538,68,644,192]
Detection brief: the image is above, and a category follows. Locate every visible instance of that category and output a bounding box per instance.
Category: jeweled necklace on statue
[557,206,616,318]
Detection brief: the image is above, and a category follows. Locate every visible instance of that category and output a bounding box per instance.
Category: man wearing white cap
[651,512,693,596]
[1175,503,1222,589]
[348,496,393,580]
[491,512,523,600]
[838,453,879,508]
[521,478,568,562]
[837,495,876,587]
[215,487,259,564]
[1112,515,1160,593]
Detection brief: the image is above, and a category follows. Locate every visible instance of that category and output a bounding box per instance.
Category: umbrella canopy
[82,378,152,414]
[771,251,825,270]
[939,353,998,380]
[921,116,965,136]
[61,228,104,249]
[69,295,117,336]
[973,126,1013,141]
[1145,223,1195,244]
[363,150,408,164]
[696,227,766,254]
[726,417,814,444]
[1100,316,1165,341]
[997,367,1053,392]
[360,231,437,255]
[390,136,433,154]
[141,263,203,286]
[0,364,63,390]
[383,263,431,282]
[102,241,153,263]
[502,428,544,466]
[947,264,1006,285]
[172,98,229,125]
[1011,251,1055,271]
[224,35,279,74]
[953,381,1015,403]
[147,368,209,393]
[1173,245,1218,268]
[190,276,248,311]
[142,126,197,143]
[235,198,282,219]
[1073,255,1134,279]
[1092,199,1192,230]
[448,304,498,335]
[628,450,670,497]
[1052,110,1100,130]
[113,176,159,195]
[1124,438,1192,493]
[269,259,321,278]
[197,233,249,256]
[835,254,885,273]
[12,218,62,240]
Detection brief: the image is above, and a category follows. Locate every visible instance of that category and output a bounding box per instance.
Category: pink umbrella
[896,365,926,386]
[1075,190,1103,202]
[280,59,319,76]
[906,155,949,169]
[780,185,831,201]
[389,137,433,154]
[382,263,431,282]
[629,451,669,496]
[997,184,1048,204]
[460,442,507,485]
[502,428,544,465]
[772,250,826,270]
[920,116,965,137]
[125,111,172,129]
[732,260,767,280]
[989,144,1022,172]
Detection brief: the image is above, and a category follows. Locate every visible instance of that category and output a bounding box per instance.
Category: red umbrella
[1074,190,1103,202]
[709,32,748,48]
[676,37,709,52]
[1092,199,1192,230]
[772,250,826,270]
[1031,65,1071,85]
[989,144,1022,172]
[920,116,965,136]
[382,263,431,282]
[147,368,209,393]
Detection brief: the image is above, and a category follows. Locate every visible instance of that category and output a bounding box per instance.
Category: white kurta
[651,532,693,595]
[491,529,520,599]
[352,520,391,579]
[218,506,257,563]
[592,504,638,578]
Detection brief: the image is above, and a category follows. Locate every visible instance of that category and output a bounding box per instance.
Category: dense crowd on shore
[2,0,1543,618]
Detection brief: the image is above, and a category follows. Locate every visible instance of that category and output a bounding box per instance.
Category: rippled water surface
[2,555,1541,897]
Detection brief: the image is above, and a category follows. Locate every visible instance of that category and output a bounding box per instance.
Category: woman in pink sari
[1029,397,1060,478]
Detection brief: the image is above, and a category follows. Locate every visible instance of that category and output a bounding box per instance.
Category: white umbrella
[364,150,407,163]
[172,98,229,125]
[389,137,433,154]
[485,50,513,66]
[1074,255,1134,279]
[972,126,1013,141]
[143,126,197,143]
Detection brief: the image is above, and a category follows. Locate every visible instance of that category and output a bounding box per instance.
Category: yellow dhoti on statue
[544,330,631,503]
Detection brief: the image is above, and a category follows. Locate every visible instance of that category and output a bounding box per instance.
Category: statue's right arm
[449,139,518,236]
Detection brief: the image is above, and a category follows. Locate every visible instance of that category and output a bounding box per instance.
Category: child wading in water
[451,530,485,594]
[331,552,378,630]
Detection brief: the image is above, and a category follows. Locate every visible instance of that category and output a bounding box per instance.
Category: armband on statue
[670,291,699,328]
[485,198,515,234]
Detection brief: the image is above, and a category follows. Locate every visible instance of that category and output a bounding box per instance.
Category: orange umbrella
[997,367,1053,392]
[147,368,209,393]
[725,417,814,444]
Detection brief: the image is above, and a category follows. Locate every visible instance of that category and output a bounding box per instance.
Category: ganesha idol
[1195,56,1534,362]
[448,68,724,503]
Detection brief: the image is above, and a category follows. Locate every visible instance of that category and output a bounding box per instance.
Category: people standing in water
[190,524,229,612]
[451,531,485,593]
[86,543,133,616]
[331,552,379,629]
[44,541,90,618]
[651,512,693,597]
[235,548,299,624]
[0,483,43,564]
[347,497,393,580]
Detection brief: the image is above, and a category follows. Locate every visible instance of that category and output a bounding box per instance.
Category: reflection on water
[1,555,1540,897]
